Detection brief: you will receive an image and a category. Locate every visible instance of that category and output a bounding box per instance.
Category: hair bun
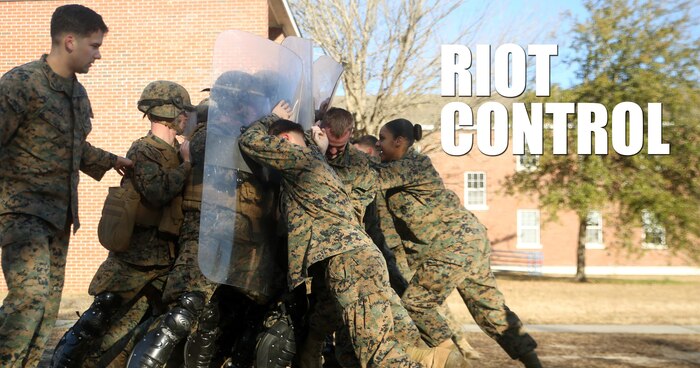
[413,124,423,141]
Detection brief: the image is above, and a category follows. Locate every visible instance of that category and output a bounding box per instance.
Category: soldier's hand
[180,140,191,163]
[272,100,292,120]
[114,156,133,176]
[311,126,329,154]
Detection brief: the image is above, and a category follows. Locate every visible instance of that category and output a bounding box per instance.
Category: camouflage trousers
[311,246,421,368]
[161,211,218,307]
[0,214,69,368]
[81,256,171,366]
[402,226,536,358]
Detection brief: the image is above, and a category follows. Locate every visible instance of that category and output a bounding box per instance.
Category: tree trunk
[575,218,587,282]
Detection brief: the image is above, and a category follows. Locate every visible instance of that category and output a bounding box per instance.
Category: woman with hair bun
[375,118,542,368]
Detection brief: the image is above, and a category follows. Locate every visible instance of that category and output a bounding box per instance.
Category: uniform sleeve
[128,142,189,207]
[376,155,434,191]
[238,115,313,171]
[80,141,117,180]
[0,74,29,148]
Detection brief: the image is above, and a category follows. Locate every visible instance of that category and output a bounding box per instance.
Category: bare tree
[291,0,486,137]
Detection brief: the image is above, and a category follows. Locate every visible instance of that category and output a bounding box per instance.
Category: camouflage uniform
[307,144,424,365]
[160,122,218,306]
[239,118,421,368]
[377,148,538,360]
[0,55,117,367]
[80,131,189,364]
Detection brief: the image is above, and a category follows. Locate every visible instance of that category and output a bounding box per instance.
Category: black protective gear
[519,350,543,368]
[184,300,221,368]
[127,292,205,368]
[50,292,122,368]
[254,314,296,368]
[495,308,538,360]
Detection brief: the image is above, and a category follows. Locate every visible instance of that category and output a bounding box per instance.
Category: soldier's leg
[52,257,168,368]
[0,232,67,367]
[326,247,420,368]
[401,255,469,348]
[456,236,540,367]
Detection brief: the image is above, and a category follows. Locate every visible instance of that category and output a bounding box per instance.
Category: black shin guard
[51,292,122,368]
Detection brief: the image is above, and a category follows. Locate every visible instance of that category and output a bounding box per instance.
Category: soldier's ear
[64,34,77,53]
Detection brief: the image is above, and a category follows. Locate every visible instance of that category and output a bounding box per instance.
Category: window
[642,210,667,249]
[517,209,541,249]
[516,152,540,171]
[464,172,487,210]
[585,211,604,249]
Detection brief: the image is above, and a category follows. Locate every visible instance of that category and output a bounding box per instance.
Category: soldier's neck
[151,124,176,146]
[46,50,75,79]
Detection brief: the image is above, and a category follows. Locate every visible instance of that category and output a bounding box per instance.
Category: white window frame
[464,171,488,211]
[584,210,605,249]
[517,209,542,249]
[641,210,667,250]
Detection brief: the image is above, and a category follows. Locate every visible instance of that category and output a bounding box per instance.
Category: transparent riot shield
[312,55,343,117]
[282,36,314,128]
[199,30,303,302]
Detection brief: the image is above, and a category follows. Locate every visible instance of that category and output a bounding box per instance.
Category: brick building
[0,0,299,292]
[424,128,700,276]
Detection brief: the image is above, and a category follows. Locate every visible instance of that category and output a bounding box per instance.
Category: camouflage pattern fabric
[0,55,117,232]
[0,55,116,367]
[111,132,189,267]
[82,132,188,361]
[377,148,537,357]
[238,119,420,368]
[325,144,377,222]
[0,215,69,367]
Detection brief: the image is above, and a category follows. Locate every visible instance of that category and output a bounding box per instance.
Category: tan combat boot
[406,343,471,368]
[452,335,481,360]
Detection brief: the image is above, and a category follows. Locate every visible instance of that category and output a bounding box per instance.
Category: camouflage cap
[138,81,195,120]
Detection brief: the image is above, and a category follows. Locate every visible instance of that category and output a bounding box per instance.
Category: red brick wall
[0,0,272,292]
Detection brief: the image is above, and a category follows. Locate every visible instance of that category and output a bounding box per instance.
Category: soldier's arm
[374,154,433,191]
[0,74,28,148]
[239,115,311,171]
[129,143,190,207]
[80,141,118,180]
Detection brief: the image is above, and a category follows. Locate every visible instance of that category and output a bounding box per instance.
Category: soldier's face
[377,126,402,162]
[70,31,104,74]
[323,128,351,160]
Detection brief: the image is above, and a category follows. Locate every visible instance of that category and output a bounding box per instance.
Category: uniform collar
[39,54,79,96]
[327,142,352,167]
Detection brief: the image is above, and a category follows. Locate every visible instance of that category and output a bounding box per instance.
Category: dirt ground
[445,274,700,325]
[9,273,700,367]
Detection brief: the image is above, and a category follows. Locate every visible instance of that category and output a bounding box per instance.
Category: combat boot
[406,345,471,368]
[519,350,543,368]
[452,335,481,360]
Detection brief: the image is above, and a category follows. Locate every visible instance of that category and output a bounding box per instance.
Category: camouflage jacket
[0,55,117,232]
[376,148,484,256]
[239,117,368,289]
[116,132,190,266]
[326,143,378,222]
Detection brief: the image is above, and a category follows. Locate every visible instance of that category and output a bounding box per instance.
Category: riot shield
[199,30,303,302]
[312,55,343,117]
[281,36,314,128]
